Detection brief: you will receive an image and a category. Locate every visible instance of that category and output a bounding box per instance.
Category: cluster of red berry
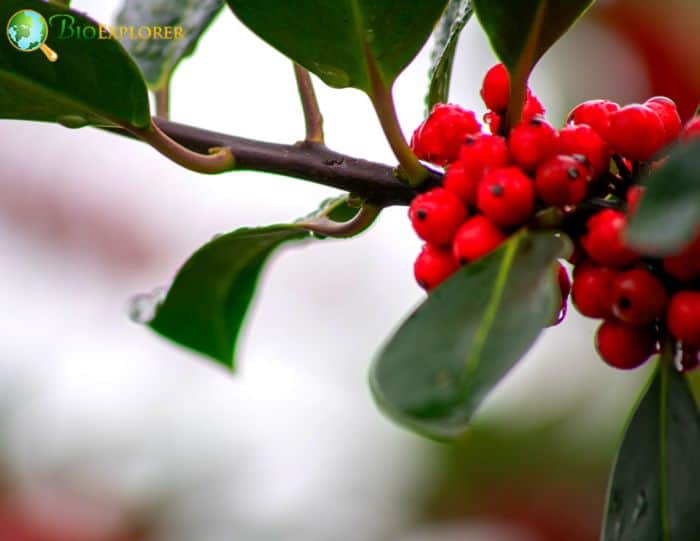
[408,63,700,371]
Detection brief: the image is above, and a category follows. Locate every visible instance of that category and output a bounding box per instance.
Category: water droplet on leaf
[311,63,350,87]
[57,115,89,129]
[128,286,167,323]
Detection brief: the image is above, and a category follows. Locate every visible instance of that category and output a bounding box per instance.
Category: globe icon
[6,9,58,62]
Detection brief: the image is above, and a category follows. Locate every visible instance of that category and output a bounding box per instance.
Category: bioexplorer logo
[6,9,58,62]
[6,7,185,63]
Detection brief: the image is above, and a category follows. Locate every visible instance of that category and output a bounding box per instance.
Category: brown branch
[293,64,324,144]
[105,118,428,207]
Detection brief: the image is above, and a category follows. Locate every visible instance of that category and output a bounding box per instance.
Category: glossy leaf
[426,0,473,114]
[370,231,568,440]
[472,0,594,124]
[626,141,700,256]
[145,226,310,368]
[0,0,150,128]
[115,0,224,90]
[225,0,449,93]
[603,362,700,541]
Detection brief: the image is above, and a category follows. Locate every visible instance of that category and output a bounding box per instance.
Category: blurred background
[1,0,699,539]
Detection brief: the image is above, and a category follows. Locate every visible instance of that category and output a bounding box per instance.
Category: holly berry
[508,116,558,171]
[595,319,656,370]
[571,262,617,318]
[459,134,511,176]
[477,166,535,227]
[409,188,467,245]
[681,116,700,140]
[644,96,682,146]
[662,234,700,281]
[568,99,619,140]
[452,215,505,264]
[522,91,546,121]
[667,291,700,347]
[534,154,590,207]
[414,243,459,291]
[626,185,645,215]
[581,210,639,267]
[410,104,481,166]
[611,269,667,325]
[557,124,609,177]
[443,160,479,206]
[484,111,502,135]
[481,64,510,113]
[607,104,666,161]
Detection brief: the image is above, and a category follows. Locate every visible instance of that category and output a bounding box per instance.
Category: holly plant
[2,0,700,538]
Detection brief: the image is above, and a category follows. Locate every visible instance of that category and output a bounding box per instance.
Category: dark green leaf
[472,0,593,125]
[370,231,568,440]
[144,226,310,368]
[225,0,449,93]
[115,0,224,90]
[0,0,150,128]
[625,141,700,256]
[603,362,700,541]
[426,0,473,114]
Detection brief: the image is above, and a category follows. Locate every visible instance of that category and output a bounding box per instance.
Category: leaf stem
[130,118,235,174]
[297,204,380,238]
[293,64,324,144]
[366,52,428,187]
[155,86,170,120]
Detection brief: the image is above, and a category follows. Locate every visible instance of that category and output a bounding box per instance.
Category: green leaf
[143,226,310,368]
[0,0,150,128]
[426,0,473,114]
[472,0,594,125]
[370,231,569,440]
[603,362,700,541]
[115,0,224,90]
[224,0,449,93]
[625,141,700,256]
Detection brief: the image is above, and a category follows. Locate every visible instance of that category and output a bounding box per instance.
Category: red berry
[410,104,482,166]
[662,234,700,281]
[443,161,480,206]
[581,209,639,267]
[626,185,645,215]
[645,97,682,146]
[414,243,459,291]
[681,116,700,140]
[481,64,510,113]
[460,134,510,175]
[571,262,617,318]
[484,111,502,135]
[568,99,620,140]
[452,215,505,264]
[409,188,467,245]
[509,116,558,171]
[607,104,666,161]
[611,269,667,325]
[445,135,510,205]
[557,124,609,177]
[595,319,656,370]
[667,291,700,347]
[534,154,590,207]
[477,166,535,227]
[522,90,546,121]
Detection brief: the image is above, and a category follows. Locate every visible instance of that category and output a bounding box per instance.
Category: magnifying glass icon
[7,9,59,62]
